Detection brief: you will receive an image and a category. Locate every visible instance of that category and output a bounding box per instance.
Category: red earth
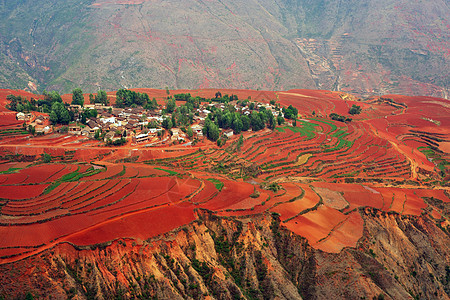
[0,88,448,261]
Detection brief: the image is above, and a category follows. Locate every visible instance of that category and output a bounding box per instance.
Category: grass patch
[43,182,61,195]
[154,167,179,175]
[207,178,224,191]
[0,167,22,174]
[60,167,80,181]
[275,120,318,140]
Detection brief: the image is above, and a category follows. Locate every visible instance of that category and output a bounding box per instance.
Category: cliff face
[1,209,448,299]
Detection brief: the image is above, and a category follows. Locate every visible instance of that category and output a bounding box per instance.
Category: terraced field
[0,88,449,263]
[143,116,413,182]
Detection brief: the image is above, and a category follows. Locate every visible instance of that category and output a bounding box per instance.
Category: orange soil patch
[223,191,269,211]
[388,191,407,214]
[85,164,124,180]
[270,185,319,221]
[201,180,254,211]
[315,211,364,253]
[414,189,450,203]
[283,205,348,246]
[402,189,428,216]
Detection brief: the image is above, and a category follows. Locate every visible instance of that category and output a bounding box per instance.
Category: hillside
[0,88,449,299]
[0,0,448,97]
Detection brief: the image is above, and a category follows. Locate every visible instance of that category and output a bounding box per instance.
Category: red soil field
[66,204,196,246]
[0,184,49,200]
[283,205,350,247]
[200,180,254,211]
[71,180,139,213]
[21,164,66,184]
[87,164,124,180]
[314,211,364,253]
[270,185,319,221]
[223,191,270,211]
[189,179,218,204]
[0,88,449,261]
[0,112,22,127]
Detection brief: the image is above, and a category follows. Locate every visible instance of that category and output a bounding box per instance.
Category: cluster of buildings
[16,112,51,134]
[17,99,281,146]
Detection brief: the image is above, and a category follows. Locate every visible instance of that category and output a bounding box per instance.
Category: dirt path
[389,140,418,180]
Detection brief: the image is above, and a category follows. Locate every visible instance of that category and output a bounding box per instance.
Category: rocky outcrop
[1,209,449,299]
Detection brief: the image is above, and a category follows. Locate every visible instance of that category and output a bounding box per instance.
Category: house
[35,115,44,125]
[127,120,139,128]
[81,128,91,136]
[69,104,82,111]
[103,131,115,142]
[129,114,140,121]
[112,108,123,116]
[87,120,98,129]
[191,124,204,137]
[148,128,162,135]
[171,128,186,141]
[84,104,96,110]
[35,126,51,135]
[131,108,144,116]
[68,125,82,135]
[224,129,234,138]
[87,120,100,134]
[16,112,26,120]
[133,133,149,143]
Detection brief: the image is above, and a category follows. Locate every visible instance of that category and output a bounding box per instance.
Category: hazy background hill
[0,0,449,97]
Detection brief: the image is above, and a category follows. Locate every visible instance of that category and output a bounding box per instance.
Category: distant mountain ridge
[0,0,448,98]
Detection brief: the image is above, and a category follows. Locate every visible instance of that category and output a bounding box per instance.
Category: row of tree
[115,89,158,110]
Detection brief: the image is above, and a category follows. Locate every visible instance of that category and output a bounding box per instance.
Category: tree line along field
[0,88,448,264]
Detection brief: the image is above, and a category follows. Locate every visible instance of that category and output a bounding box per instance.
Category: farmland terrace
[0,88,449,299]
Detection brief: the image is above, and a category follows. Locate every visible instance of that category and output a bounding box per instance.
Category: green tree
[204,119,220,141]
[269,114,276,129]
[49,102,71,124]
[171,113,177,128]
[232,117,243,134]
[162,118,173,130]
[47,91,62,103]
[208,123,220,141]
[166,98,176,113]
[41,153,52,163]
[89,93,95,104]
[237,134,244,151]
[241,115,250,131]
[25,292,34,300]
[49,110,58,124]
[349,104,362,115]
[187,127,193,139]
[71,88,84,106]
[96,90,108,105]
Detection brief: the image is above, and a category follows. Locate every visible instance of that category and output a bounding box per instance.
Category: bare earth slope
[0,88,449,299]
[0,0,449,97]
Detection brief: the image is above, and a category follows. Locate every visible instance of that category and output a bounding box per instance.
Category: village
[16,95,286,147]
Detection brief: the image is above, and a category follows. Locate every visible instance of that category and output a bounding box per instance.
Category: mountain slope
[0,0,448,97]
